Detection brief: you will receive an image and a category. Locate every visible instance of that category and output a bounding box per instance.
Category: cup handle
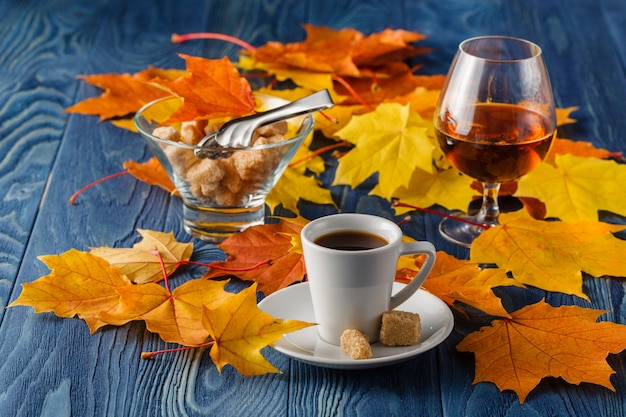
[389,241,436,309]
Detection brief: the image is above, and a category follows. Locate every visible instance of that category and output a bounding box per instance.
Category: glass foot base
[438,212,493,248]
[182,203,265,243]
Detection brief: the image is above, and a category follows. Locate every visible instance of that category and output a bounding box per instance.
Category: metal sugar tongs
[194,89,334,159]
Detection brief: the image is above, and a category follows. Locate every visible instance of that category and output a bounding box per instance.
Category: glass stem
[475,182,501,227]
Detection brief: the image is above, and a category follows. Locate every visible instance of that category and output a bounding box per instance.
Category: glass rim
[134,95,315,152]
[459,35,542,62]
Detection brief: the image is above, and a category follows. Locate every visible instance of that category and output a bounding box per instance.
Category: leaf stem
[141,341,215,359]
[332,75,372,110]
[152,249,171,292]
[288,141,351,167]
[171,32,257,52]
[392,200,490,229]
[207,260,272,272]
[68,171,129,205]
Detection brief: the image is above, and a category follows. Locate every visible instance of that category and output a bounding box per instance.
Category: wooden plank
[0,0,111,314]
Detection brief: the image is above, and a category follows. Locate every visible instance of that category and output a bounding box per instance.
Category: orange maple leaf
[100,278,231,346]
[66,67,183,120]
[248,25,428,77]
[548,137,620,160]
[123,157,178,195]
[335,72,445,109]
[457,300,626,403]
[204,219,306,295]
[402,251,523,318]
[350,28,429,68]
[153,54,256,123]
[202,283,314,375]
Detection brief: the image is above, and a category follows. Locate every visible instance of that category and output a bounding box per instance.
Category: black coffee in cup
[314,231,388,251]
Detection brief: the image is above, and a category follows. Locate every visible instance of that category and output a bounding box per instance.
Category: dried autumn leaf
[123,157,178,195]
[240,61,341,99]
[91,229,193,284]
[385,167,475,213]
[204,220,306,295]
[333,103,434,196]
[248,25,427,78]
[547,137,619,160]
[66,67,184,120]
[555,106,578,126]
[350,28,429,68]
[470,212,626,298]
[101,279,231,346]
[8,250,132,332]
[457,300,626,403]
[393,84,445,120]
[336,72,444,110]
[314,103,366,138]
[266,167,336,213]
[516,154,626,221]
[408,251,522,318]
[266,132,336,212]
[153,54,256,123]
[203,283,314,375]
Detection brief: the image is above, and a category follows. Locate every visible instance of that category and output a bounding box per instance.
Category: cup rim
[459,35,542,62]
[301,213,401,253]
[133,94,315,151]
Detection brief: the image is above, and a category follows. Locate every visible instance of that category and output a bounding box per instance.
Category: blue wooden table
[1,0,625,415]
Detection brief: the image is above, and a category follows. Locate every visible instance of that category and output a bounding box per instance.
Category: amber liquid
[436,103,555,183]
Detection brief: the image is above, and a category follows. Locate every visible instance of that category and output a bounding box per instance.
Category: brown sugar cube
[231,148,266,181]
[186,158,226,198]
[252,120,288,142]
[180,120,208,145]
[152,125,180,142]
[379,310,421,346]
[340,329,372,360]
[221,157,245,194]
[162,146,199,176]
[213,183,244,206]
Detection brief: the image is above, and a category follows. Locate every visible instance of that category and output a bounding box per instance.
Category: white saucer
[258,282,454,370]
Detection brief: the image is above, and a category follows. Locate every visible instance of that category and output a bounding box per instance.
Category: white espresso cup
[301,213,436,345]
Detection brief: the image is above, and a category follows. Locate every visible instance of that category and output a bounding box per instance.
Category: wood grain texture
[1,0,626,416]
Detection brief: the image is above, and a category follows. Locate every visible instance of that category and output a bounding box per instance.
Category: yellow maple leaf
[457,300,626,403]
[265,129,336,213]
[90,229,193,284]
[8,250,132,332]
[267,167,336,213]
[470,212,626,298]
[315,104,367,138]
[516,154,626,221]
[241,60,342,98]
[383,166,475,212]
[203,283,314,375]
[332,102,434,196]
